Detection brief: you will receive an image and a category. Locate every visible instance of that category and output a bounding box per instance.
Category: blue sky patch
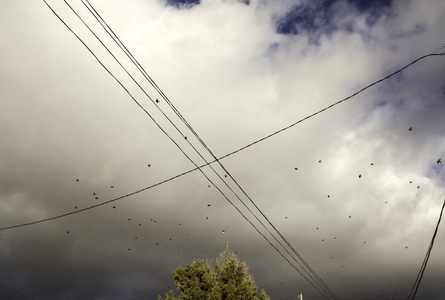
[166,0,200,8]
[275,0,392,41]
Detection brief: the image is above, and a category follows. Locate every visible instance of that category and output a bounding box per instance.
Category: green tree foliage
[158,247,270,300]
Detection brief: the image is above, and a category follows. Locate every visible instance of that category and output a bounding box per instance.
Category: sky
[0,0,445,299]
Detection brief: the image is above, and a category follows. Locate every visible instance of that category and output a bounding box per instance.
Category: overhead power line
[80,1,338,298]
[407,198,445,300]
[40,3,335,298]
[7,2,444,298]
[5,2,445,295]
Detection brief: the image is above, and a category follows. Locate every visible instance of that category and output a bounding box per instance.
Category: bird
[75,206,77,209]
[327,195,330,198]
[370,163,374,166]
[285,216,288,219]
[222,230,225,234]
[417,186,420,189]
[155,99,159,103]
[139,224,142,226]
[208,185,211,188]
[349,215,351,218]
[316,227,319,230]
[147,164,151,167]
[184,136,188,140]
[409,127,413,131]
[156,243,159,246]
[95,197,98,200]
[110,185,114,188]
[318,160,322,163]
[93,192,96,195]
[75,179,79,182]
[294,167,298,170]
[322,239,324,241]
[113,206,116,209]
[405,246,408,249]
[358,174,362,178]
[437,158,442,164]
[207,204,211,207]
[135,236,138,239]
[334,237,336,239]
[66,231,69,234]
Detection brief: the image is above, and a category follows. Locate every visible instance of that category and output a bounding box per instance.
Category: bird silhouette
[294,167,298,170]
[370,163,374,166]
[147,164,151,167]
[327,195,330,198]
[409,127,413,131]
[437,158,442,164]
[155,99,159,103]
[318,160,322,163]
[110,185,114,188]
[75,179,79,182]
[358,174,362,178]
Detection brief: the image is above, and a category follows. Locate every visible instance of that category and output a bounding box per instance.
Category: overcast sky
[1,0,445,299]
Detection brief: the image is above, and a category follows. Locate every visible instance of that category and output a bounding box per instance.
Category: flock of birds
[63,126,443,298]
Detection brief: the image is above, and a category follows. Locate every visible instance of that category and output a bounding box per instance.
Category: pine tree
[158,247,270,300]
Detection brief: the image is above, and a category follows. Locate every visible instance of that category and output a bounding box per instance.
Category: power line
[39,3,334,298]
[8,3,445,298]
[81,1,338,298]
[80,1,338,298]
[407,198,445,300]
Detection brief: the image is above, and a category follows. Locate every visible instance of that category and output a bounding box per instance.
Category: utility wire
[407,198,445,300]
[7,3,445,298]
[40,3,332,298]
[80,1,338,298]
[4,4,444,296]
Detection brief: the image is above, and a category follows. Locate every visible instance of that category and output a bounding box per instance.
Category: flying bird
[75,179,79,182]
[358,174,362,178]
[437,158,442,164]
[110,185,114,188]
[147,164,151,167]
[318,160,322,163]
[370,163,374,166]
[113,206,116,209]
[207,204,211,207]
[294,167,298,170]
[409,127,413,131]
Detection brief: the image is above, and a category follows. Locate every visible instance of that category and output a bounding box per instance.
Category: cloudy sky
[1,0,445,299]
